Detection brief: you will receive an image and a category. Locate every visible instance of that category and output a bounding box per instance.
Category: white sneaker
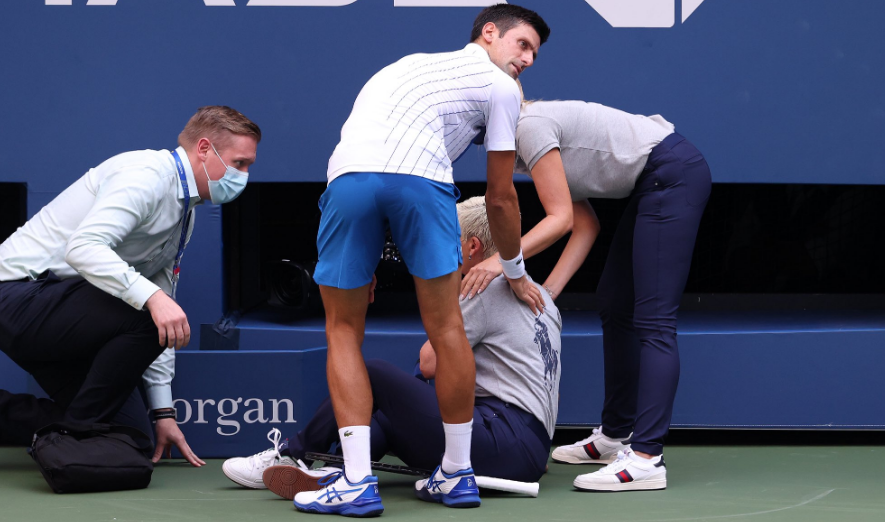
[573,449,667,491]
[293,471,384,517]
[263,463,343,500]
[222,427,297,489]
[551,427,631,464]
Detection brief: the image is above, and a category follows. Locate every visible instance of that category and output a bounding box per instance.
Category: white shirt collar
[463,42,492,62]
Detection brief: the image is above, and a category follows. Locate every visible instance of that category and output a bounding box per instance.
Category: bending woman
[460,99,711,492]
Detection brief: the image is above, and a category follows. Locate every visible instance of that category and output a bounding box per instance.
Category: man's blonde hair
[178,106,261,149]
[457,196,498,259]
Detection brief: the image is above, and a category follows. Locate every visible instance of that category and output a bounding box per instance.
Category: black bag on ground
[28,422,154,493]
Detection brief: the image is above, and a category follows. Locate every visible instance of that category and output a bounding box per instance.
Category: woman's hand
[460,255,502,300]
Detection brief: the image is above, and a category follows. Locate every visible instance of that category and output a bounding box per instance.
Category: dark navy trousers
[286,359,551,483]
[0,274,161,445]
[596,133,711,455]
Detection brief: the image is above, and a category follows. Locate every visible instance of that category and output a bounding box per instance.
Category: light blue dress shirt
[0,146,203,410]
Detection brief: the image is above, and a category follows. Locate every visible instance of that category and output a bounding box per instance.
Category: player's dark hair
[470,4,550,46]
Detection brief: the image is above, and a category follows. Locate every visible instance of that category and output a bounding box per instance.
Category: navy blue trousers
[0,274,161,445]
[286,359,551,483]
[596,133,711,455]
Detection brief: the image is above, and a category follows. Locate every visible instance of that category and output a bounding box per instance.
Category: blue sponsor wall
[2,1,884,456]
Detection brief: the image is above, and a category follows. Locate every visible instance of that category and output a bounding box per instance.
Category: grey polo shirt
[515,100,674,199]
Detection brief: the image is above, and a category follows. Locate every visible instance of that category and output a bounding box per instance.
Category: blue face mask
[202,143,248,204]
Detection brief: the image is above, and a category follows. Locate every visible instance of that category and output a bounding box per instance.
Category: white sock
[441,421,472,474]
[338,425,371,483]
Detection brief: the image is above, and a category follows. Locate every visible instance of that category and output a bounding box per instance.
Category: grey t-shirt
[461,275,562,438]
[515,100,675,200]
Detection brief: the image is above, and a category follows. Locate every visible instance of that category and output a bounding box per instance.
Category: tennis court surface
[2,443,884,522]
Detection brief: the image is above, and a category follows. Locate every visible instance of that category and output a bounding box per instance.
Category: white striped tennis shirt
[327,43,521,185]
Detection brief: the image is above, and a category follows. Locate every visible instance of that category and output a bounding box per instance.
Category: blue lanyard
[170,150,192,300]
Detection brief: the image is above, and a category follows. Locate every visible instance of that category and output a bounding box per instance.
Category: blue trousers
[0,273,161,445]
[597,133,712,455]
[287,359,551,483]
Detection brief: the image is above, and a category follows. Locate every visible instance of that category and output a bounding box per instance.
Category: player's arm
[485,151,543,314]
[462,148,573,299]
[485,150,522,260]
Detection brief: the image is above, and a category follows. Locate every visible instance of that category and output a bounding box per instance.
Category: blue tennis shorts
[314,172,462,289]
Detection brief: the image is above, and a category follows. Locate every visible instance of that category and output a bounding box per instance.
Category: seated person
[222,196,563,499]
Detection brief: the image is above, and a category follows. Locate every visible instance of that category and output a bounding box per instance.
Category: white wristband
[499,249,526,280]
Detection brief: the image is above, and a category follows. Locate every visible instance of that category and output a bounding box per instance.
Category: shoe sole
[294,500,384,517]
[263,466,326,500]
[573,477,666,492]
[415,488,481,508]
[222,460,266,489]
[443,494,481,508]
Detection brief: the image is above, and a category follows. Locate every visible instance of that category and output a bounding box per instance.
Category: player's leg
[225,394,371,495]
[319,284,372,430]
[384,174,480,507]
[298,174,387,516]
[383,175,475,462]
[412,272,475,431]
[259,365,401,501]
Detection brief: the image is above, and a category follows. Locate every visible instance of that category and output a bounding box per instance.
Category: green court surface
[1,445,883,522]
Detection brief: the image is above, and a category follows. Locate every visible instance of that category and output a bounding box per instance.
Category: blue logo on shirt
[533,318,558,391]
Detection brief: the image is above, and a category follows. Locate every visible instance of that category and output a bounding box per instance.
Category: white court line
[644,489,836,522]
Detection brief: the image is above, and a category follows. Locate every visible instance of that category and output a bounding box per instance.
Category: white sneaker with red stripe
[573,449,666,492]
[222,428,297,489]
[551,427,631,464]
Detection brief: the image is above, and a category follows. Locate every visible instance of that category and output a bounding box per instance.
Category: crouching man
[0,106,261,469]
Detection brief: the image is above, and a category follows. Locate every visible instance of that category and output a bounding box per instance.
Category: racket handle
[475,476,539,497]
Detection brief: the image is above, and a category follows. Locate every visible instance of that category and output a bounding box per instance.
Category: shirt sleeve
[147,264,174,300]
[483,75,521,152]
[64,167,166,310]
[460,292,489,348]
[143,347,175,410]
[516,115,563,171]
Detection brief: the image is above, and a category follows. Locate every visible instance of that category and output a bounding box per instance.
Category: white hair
[456,196,498,259]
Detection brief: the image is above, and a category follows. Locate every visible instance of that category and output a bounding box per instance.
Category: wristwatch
[152,408,177,421]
